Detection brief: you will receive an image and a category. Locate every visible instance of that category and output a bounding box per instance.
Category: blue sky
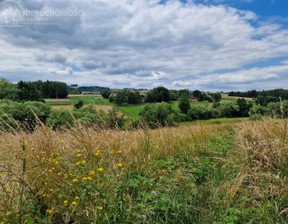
[0,0,288,91]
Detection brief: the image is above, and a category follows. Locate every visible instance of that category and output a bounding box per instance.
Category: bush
[47,105,125,130]
[249,104,270,117]
[47,108,74,129]
[188,104,212,120]
[178,93,191,114]
[74,100,84,109]
[145,87,170,103]
[139,102,176,128]
[0,101,51,129]
[267,102,281,117]
[218,101,239,117]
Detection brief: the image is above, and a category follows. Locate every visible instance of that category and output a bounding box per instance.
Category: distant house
[111,93,117,97]
[189,97,198,103]
[71,84,78,89]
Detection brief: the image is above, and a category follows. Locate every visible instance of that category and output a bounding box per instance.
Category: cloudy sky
[0,0,288,91]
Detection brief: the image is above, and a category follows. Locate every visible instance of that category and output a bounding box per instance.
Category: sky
[0,0,288,91]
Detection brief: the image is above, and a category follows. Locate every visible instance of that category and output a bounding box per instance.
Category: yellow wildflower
[60,140,64,144]
[117,163,123,168]
[77,150,81,153]
[30,148,34,151]
[82,177,87,180]
[75,196,79,200]
[116,150,123,154]
[98,207,103,211]
[73,179,78,182]
[71,201,77,205]
[0,174,2,177]
[6,188,11,192]
[87,177,92,180]
[46,209,53,214]
[110,150,115,154]
[81,160,86,164]
[49,189,54,192]
[74,162,80,166]
[77,154,82,157]
[6,212,11,216]
[98,168,104,172]
[89,170,95,175]
[64,200,68,204]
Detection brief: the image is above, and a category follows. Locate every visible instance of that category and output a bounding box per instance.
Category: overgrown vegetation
[1,118,288,223]
[0,100,124,130]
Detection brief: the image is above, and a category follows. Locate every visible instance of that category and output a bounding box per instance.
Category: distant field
[68,94,102,97]
[51,105,74,110]
[222,94,254,101]
[45,96,253,118]
[117,104,147,118]
[51,104,114,113]
[45,99,70,103]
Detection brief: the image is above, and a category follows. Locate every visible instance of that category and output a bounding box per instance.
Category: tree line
[229,89,288,106]
[0,78,68,101]
[107,87,222,106]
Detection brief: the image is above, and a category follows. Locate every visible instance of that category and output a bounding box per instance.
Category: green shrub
[218,101,239,117]
[47,108,74,129]
[0,101,51,129]
[249,104,270,116]
[188,104,212,120]
[139,102,176,128]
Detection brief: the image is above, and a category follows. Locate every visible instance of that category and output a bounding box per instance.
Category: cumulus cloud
[0,0,287,90]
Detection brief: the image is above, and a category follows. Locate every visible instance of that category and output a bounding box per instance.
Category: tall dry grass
[221,118,288,222]
[0,122,230,223]
[2,118,288,223]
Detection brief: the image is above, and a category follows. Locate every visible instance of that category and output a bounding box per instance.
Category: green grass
[179,117,249,126]
[117,104,147,118]
[68,96,108,105]
[46,97,113,106]
[221,98,238,103]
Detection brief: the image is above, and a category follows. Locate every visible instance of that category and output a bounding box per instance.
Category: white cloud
[0,0,287,90]
[172,64,288,91]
